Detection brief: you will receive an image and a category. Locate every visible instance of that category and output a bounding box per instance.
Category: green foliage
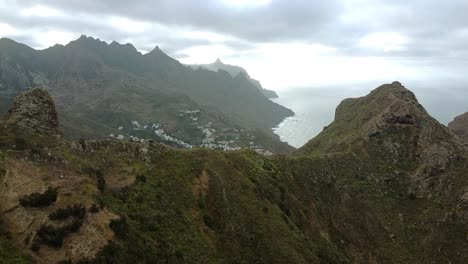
[14,136,27,150]
[89,204,100,213]
[0,151,6,180]
[135,174,147,183]
[82,167,106,192]
[35,219,83,248]
[96,171,106,193]
[96,150,214,263]
[109,217,128,239]
[0,237,33,264]
[88,149,348,264]
[49,204,86,220]
[19,187,58,207]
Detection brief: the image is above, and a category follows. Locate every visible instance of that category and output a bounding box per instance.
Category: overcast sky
[1,0,468,95]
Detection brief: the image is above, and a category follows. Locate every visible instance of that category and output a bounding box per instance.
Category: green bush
[96,170,105,192]
[36,219,83,248]
[14,136,27,150]
[19,187,58,207]
[0,236,33,263]
[49,204,86,220]
[0,151,6,177]
[136,174,147,183]
[82,167,106,192]
[109,217,128,239]
[89,204,100,213]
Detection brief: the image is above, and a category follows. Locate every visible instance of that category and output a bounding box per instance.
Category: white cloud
[177,44,235,64]
[0,22,16,36]
[221,0,272,8]
[20,5,67,18]
[181,30,237,43]
[177,41,423,90]
[34,30,78,48]
[107,16,151,34]
[359,32,409,52]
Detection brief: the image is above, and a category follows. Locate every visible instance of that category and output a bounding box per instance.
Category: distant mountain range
[0,35,293,153]
[188,58,279,98]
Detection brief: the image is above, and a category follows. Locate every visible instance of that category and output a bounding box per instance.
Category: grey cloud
[2,0,468,62]
[15,0,341,43]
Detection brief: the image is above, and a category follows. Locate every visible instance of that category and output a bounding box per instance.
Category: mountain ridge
[0,36,293,154]
[188,58,279,98]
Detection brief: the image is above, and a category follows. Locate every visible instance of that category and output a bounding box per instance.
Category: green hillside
[0,83,466,263]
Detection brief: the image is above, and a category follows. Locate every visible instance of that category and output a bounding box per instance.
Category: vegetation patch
[19,187,58,207]
[49,204,86,221]
[33,219,83,250]
[0,151,6,180]
[0,236,33,264]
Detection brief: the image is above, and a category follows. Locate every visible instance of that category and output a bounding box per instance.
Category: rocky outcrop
[301,82,465,197]
[448,112,468,145]
[4,88,60,136]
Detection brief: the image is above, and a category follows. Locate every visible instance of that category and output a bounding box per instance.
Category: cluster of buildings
[109,110,272,155]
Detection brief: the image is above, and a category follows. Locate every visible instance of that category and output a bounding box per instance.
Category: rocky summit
[449,112,468,145]
[0,82,467,264]
[4,88,60,136]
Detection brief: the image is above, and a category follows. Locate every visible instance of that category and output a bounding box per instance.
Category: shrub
[19,187,58,207]
[14,136,27,150]
[0,151,6,177]
[82,167,106,192]
[136,174,147,183]
[30,241,40,252]
[203,214,215,229]
[36,225,64,248]
[89,204,100,213]
[96,170,106,192]
[49,204,86,220]
[109,217,128,238]
[36,219,83,248]
[78,138,86,150]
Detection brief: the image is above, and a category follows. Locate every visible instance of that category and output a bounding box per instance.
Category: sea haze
[273,81,468,148]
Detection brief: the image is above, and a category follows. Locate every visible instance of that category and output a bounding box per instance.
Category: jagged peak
[214,58,223,65]
[67,35,108,48]
[75,34,98,43]
[109,40,138,53]
[148,45,163,54]
[4,88,60,136]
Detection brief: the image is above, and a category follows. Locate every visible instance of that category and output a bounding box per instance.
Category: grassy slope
[0,151,33,264]
[1,121,467,263]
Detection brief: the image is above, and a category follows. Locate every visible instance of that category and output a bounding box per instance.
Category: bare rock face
[448,112,468,145]
[4,88,60,135]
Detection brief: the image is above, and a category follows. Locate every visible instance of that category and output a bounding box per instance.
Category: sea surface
[272,82,468,148]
